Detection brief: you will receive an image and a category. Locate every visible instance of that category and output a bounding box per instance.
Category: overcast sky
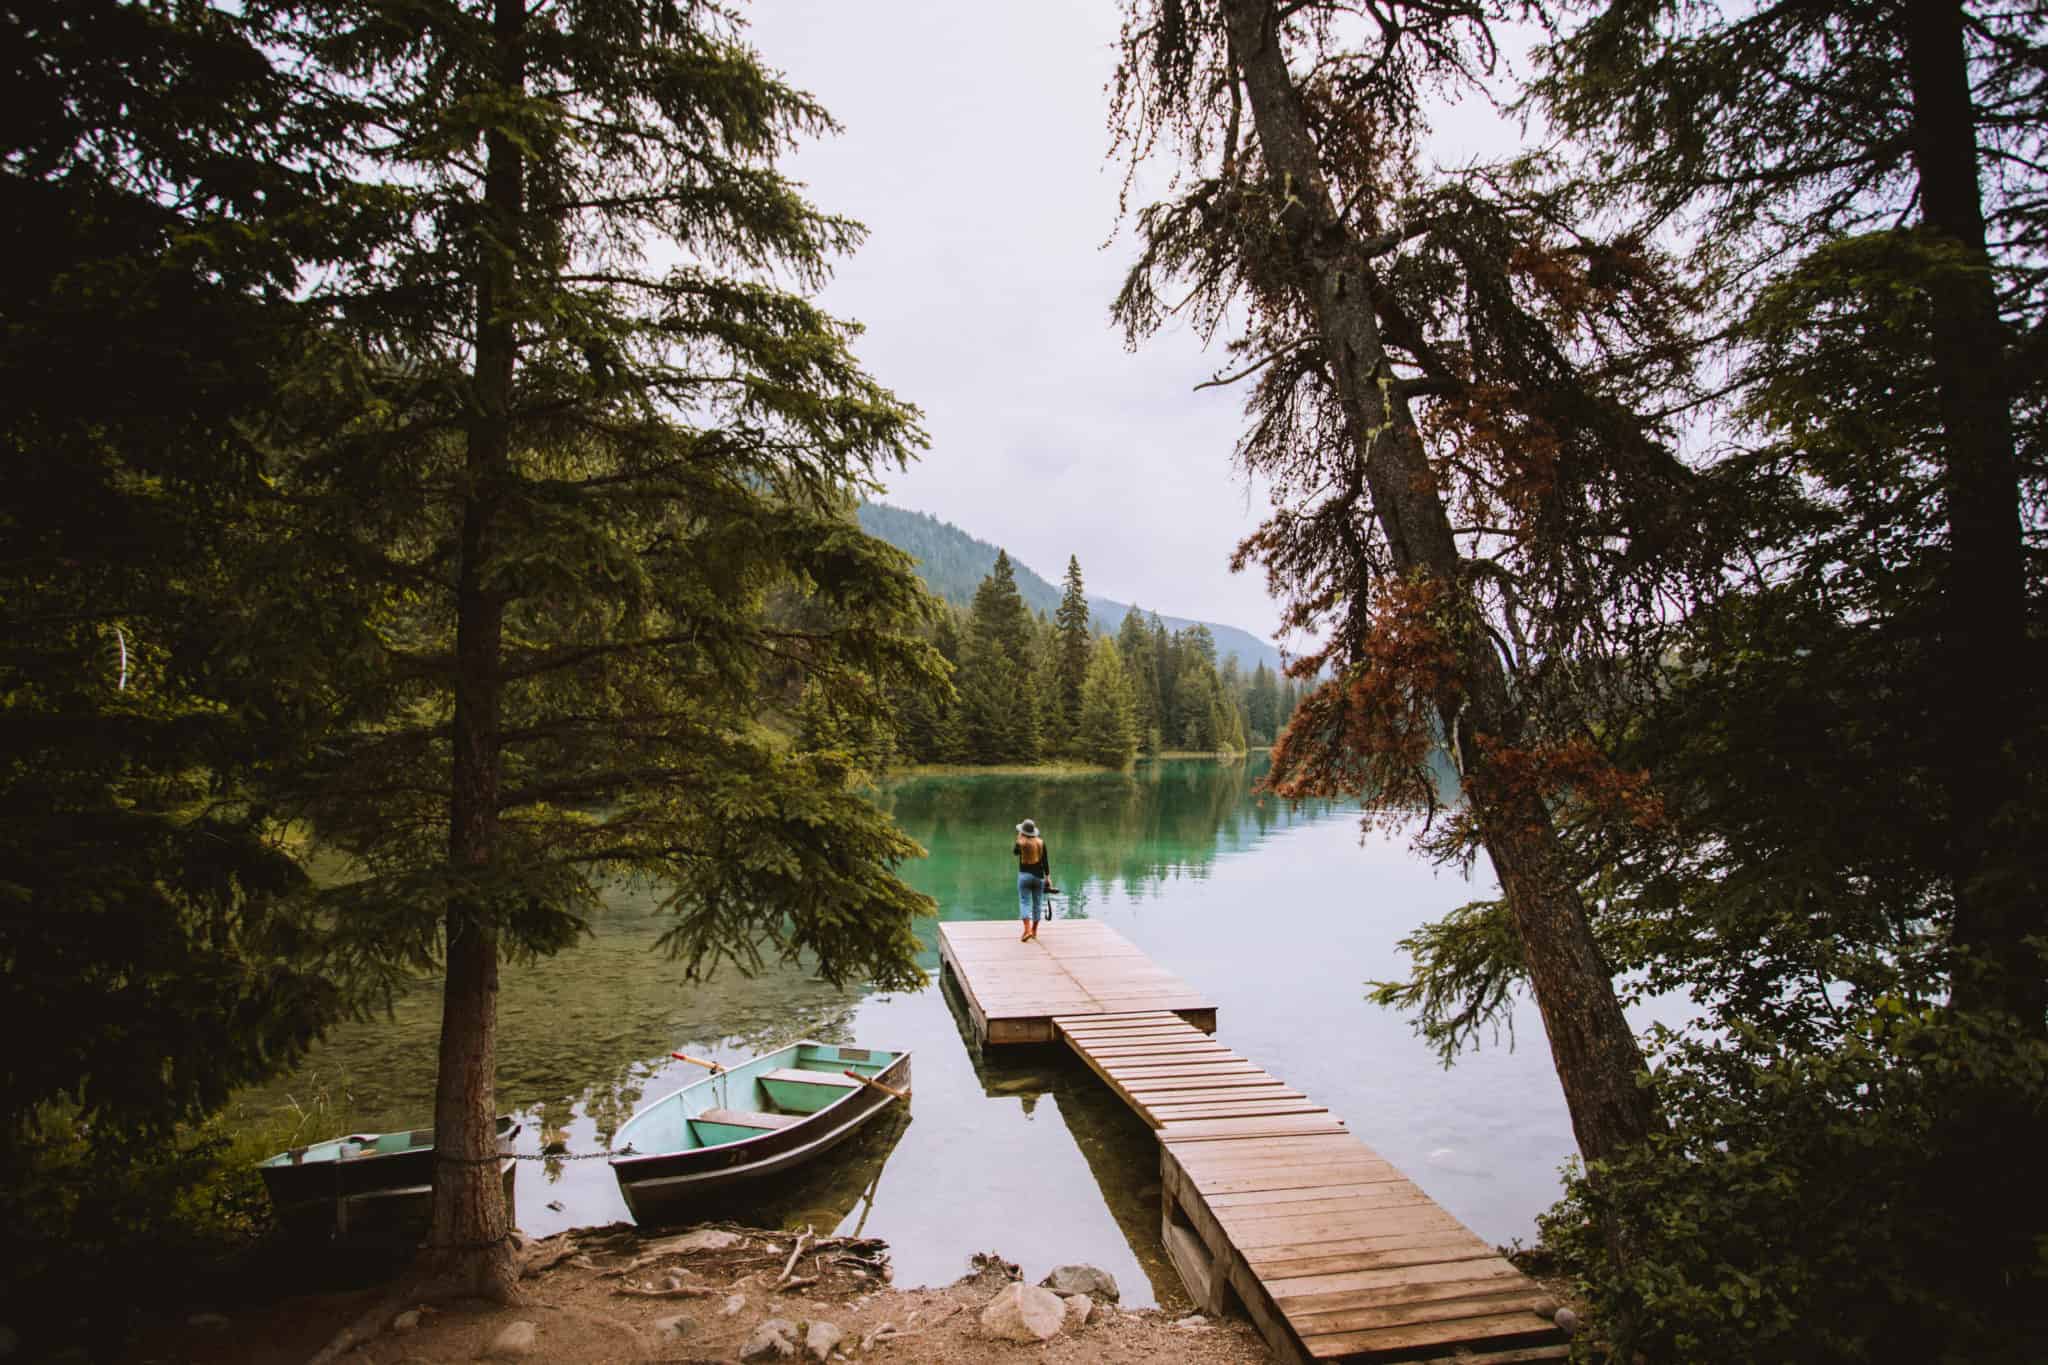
[741,2,1526,648]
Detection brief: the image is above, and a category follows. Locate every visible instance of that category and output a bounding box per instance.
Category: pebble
[483,1319,538,1358]
[721,1293,748,1317]
[187,1313,230,1329]
[804,1320,844,1361]
[0,1325,15,1358]
[740,1317,798,1360]
[1555,1306,1579,1337]
[651,1313,695,1340]
[391,1309,422,1333]
[1175,1313,1212,1330]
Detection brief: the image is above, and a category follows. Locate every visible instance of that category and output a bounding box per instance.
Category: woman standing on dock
[1014,818,1050,941]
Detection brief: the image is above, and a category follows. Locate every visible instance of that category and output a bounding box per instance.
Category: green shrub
[1542,1009,2048,1362]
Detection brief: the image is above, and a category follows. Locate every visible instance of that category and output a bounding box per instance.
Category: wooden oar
[844,1069,909,1101]
[671,1050,725,1074]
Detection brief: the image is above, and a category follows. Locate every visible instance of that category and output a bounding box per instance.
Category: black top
[1013,836,1050,880]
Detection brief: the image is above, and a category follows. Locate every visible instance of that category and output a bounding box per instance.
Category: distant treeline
[854,500,1286,676]
[799,550,1304,768]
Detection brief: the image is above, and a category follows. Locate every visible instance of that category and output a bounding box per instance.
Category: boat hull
[613,1052,911,1225]
[258,1117,519,1245]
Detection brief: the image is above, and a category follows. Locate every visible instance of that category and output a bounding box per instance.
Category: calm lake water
[234,759,1589,1307]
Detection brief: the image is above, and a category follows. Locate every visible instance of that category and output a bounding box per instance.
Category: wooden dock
[935,919,1216,1044]
[939,922,1567,1365]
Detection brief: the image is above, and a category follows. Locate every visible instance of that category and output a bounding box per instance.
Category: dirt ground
[122,1223,1276,1365]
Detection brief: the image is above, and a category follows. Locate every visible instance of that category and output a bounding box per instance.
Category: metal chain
[506,1145,635,1161]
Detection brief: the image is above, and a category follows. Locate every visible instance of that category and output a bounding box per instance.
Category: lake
[233,759,1586,1307]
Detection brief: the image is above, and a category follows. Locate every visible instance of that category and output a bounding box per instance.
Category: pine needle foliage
[234,0,946,1289]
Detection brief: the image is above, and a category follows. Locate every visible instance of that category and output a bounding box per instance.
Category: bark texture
[423,0,524,1302]
[1219,0,1662,1166]
[1901,0,2043,1035]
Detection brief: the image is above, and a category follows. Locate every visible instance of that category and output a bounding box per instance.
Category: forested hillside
[801,549,1304,768]
[856,501,1284,674]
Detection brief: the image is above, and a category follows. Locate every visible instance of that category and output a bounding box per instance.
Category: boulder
[651,1228,744,1255]
[1040,1263,1119,1302]
[740,1318,798,1361]
[979,1283,1066,1343]
[804,1320,844,1361]
[1062,1294,1094,1331]
[482,1320,538,1359]
[651,1313,696,1341]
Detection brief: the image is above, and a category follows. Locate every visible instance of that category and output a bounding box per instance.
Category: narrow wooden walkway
[937,921,1567,1364]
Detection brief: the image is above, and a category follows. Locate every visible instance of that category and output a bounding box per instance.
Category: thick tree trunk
[1220,0,1662,1167]
[422,0,525,1301]
[1901,0,2044,1035]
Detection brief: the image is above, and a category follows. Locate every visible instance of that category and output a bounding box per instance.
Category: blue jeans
[1017,872,1045,922]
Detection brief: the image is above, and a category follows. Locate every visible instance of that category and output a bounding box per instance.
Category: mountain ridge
[856,501,1285,675]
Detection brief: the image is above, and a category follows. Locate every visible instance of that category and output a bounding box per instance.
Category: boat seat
[763,1067,863,1089]
[696,1107,802,1130]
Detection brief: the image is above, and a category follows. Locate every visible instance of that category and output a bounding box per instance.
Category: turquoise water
[233,759,1590,1307]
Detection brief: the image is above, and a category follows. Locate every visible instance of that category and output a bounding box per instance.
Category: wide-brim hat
[1017,819,1038,836]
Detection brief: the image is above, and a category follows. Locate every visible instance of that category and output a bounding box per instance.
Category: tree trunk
[1901,0,2043,1035]
[1220,0,1663,1168]
[422,0,525,1301]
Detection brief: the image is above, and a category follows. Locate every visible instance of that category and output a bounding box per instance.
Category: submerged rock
[980,1283,1066,1342]
[1041,1263,1120,1301]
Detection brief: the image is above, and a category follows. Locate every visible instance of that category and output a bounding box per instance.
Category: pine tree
[1247,663,1280,746]
[1113,0,1686,1187]
[1077,637,1140,767]
[262,0,945,1295]
[1054,556,1092,741]
[956,552,1039,762]
[0,0,369,1162]
[1117,607,1161,755]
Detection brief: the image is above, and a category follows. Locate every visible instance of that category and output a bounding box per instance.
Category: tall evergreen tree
[956,551,1040,762]
[1247,662,1280,745]
[1112,0,1703,1187]
[1077,636,1140,767]
[1537,0,2044,1038]
[0,0,371,1172]
[261,0,945,1296]
[1117,606,1162,754]
[1054,555,1092,740]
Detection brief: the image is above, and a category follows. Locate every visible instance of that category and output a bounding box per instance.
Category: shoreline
[889,751,1251,778]
[119,1222,1274,1365]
